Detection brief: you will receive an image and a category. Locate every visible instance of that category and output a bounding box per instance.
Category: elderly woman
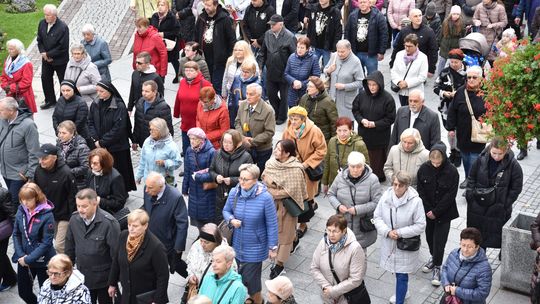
[440,228,492,303]
[182,128,217,228]
[384,128,429,188]
[0,39,37,113]
[298,76,338,142]
[37,254,91,304]
[262,139,308,279]
[132,17,168,79]
[228,59,260,128]
[52,80,89,142]
[222,40,258,100]
[373,171,426,304]
[265,276,297,304]
[209,129,253,222]
[391,33,429,106]
[223,164,278,304]
[64,44,101,107]
[322,117,369,194]
[12,183,56,303]
[352,70,396,182]
[324,40,364,121]
[88,81,137,192]
[151,0,181,83]
[196,87,230,149]
[85,148,128,217]
[56,120,90,190]
[283,106,327,238]
[466,137,523,251]
[284,37,321,107]
[328,151,381,249]
[81,24,112,81]
[108,209,170,304]
[136,117,182,185]
[179,42,211,81]
[472,0,507,63]
[310,214,367,304]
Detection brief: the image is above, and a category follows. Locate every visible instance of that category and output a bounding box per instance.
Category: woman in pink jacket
[387,0,416,40]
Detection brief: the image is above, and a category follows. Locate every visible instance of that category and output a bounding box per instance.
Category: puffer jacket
[132,94,174,147]
[383,139,429,187]
[199,267,247,304]
[440,248,492,304]
[12,201,56,267]
[298,90,338,142]
[328,167,382,248]
[56,135,90,190]
[473,2,508,47]
[322,133,370,187]
[352,70,396,149]
[284,50,321,106]
[223,183,278,262]
[174,72,213,132]
[64,56,101,106]
[174,0,196,41]
[387,0,415,29]
[465,147,523,248]
[179,53,211,81]
[52,93,90,141]
[417,142,459,224]
[228,74,260,129]
[222,58,260,97]
[310,228,366,304]
[132,25,168,77]
[135,135,182,182]
[182,139,217,221]
[37,270,91,304]
[196,96,230,149]
[373,187,426,273]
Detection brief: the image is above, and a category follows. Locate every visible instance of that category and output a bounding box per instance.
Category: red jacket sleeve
[12,63,34,94]
[154,35,168,77]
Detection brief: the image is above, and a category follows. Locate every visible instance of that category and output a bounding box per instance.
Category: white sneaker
[389,291,410,304]
[431,267,441,286]
[422,257,434,273]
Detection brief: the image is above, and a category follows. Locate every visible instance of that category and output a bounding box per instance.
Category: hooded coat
[132,94,174,147]
[465,146,523,248]
[52,93,90,141]
[174,72,213,132]
[322,133,370,187]
[284,50,321,106]
[37,269,91,304]
[64,56,101,106]
[298,90,338,142]
[390,104,441,150]
[417,142,459,223]
[132,26,168,77]
[373,187,426,273]
[352,70,396,149]
[1,54,37,113]
[56,135,90,190]
[196,96,230,149]
[328,167,382,248]
[128,65,165,111]
[383,139,430,187]
[199,267,247,304]
[88,95,131,153]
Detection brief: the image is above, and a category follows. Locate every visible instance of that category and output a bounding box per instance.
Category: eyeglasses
[135,61,145,65]
[326,228,344,235]
[467,76,479,79]
[239,177,255,182]
[47,270,67,278]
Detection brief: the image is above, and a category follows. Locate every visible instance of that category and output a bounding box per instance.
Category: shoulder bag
[390,209,421,251]
[464,90,493,143]
[473,170,503,207]
[113,207,131,231]
[439,265,475,304]
[328,248,371,303]
[0,218,13,241]
[349,186,376,232]
[282,197,310,217]
[294,138,324,181]
[181,262,212,304]
[391,59,414,93]
[218,195,238,243]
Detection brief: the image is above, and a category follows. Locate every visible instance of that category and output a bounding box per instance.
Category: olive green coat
[298,91,338,143]
[322,134,370,187]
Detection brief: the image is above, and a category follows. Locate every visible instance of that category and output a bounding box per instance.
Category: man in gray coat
[65,188,120,304]
[390,89,441,150]
[0,97,40,203]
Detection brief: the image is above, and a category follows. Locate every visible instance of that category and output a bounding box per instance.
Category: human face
[184,47,196,59]
[128,220,148,237]
[367,80,379,95]
[297,43,308,56]
[189,136,203,149]
[319,0,330,7]
[47,266,70,286]
[0,103,15,120]
[336,125,352,141]
[466,72,482,89]
[358,0,370,13]
[39,155,57,171]
[404,42,418,56]
[44,9,56,24]
[460,238,479,257]
[408,93,424,113]
[200,238,218,253]
[410,11,423,27]
[288,115,304,130]
[233,47,245,60]
[430,157,442,168]
[135,58,150,72]
[145,179,164,196]
[306,81,318,96]
[21,197,37,211]
[7,45,19,57]
[266,291,280,304]
[326,225,346,243]
[222,134,235,153]
[273,142,290,162]
[490,147,507,162]
[90,156,102,172]
[239,170,257,190]
[482,0,492,6]
[401,136,417,153]
[149,123,161,140]
[76,198,98,221]
[57,127,74,143]
[141,85,157,102]
[392,179,408,198]
[270,22,283,33]
[451,12,460,21]
[96,86,112,100]
[348,164,365,178]
[251,0,264,7]
[212,253,232,277]
[71,49,84,62]
[137,25,148,35]
[200,96,215,108]
[336,46,350,60]
[240,68,254,80]
[246,87,261,105]
[204,0,217,16]
[449,58,463,72]
[61,85,74,100]
[83,31,94,43]
[157,1,169,14]
[184,68,198,79]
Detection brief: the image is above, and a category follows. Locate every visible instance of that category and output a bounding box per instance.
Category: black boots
[449,149,462,167]
[517,149,528,160]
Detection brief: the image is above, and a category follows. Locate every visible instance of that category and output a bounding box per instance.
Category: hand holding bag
[472,171,503,206]
[328,249,371,304]
[464,90,493,143]
[390,209,421,251]
[282,197,310,217]
[439,266,475,304]
[218,195,238,243]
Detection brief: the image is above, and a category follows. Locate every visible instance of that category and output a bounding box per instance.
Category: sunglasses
[135,61,145,65]
[467,76,479,79]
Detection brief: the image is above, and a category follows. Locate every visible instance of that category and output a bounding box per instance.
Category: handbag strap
[293,139,304,163]
[452,260,475,287]
[216,280,235,304]
[390,209,394,230]
[197,262,212,288]
[402,59,414,81]
[464,90,475,119]
[328,248,342,284]
[494,170,504,186]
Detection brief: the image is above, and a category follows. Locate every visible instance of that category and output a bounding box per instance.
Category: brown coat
[283,119,327,200]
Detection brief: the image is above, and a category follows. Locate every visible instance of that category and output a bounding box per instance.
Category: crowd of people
[0,0,538,303]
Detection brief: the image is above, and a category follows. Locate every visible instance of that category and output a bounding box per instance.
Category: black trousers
[17,264,47,304]
[90,287,112,304]
[266,79,289,122]
[0,238,16,286]
[425,219,451,266]
[41,60,67,104]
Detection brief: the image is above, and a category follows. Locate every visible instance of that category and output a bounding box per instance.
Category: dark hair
[297,36,311,49]
[277,139,297,157]
[442,14,464,38]
[89,148,114,175]
[335,116,353,130]
[404,33,419,45]
[460,227,482,245]
[143,80,158,92]
[326,214,347,231]
[76,188,98,201]
[308,76,325,93]
[185,41,202,55]
[199,86,216,101]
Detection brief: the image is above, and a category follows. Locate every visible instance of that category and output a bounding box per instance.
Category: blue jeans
[314,48,331,69]
[356,52,378,76]
[181,131,189,157]
[462,151,480,178]
[4,178,25,204]
[395,273,409,304]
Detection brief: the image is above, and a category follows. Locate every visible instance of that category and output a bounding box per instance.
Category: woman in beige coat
[310,214,367,304]
[472,0,507,62]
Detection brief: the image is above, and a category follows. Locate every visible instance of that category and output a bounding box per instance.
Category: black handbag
[348,186,376,232]
[472,171,503,207]
[328,248,371,304]
[391,59,414,93]
[390,209,421,252]
[282,197,310,217]
[294,138,324,181]
[218,195,238,243]
[113,207,131,231]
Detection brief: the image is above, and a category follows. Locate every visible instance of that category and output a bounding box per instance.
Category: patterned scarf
[126,233,145,262]
[294,123,306,139]
[325,233,348,254]
[263,156,308,207]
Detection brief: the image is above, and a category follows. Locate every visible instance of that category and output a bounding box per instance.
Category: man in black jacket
[258,14,297,124]
[65,189,120,304]
[128,52,164,114]
[242,0,276,53]
[390,9,438,77]
[34,143,77,254]
[306,0,342,68]
[132,80,174,148]
[270,0,300,33]
[37,4,70,110]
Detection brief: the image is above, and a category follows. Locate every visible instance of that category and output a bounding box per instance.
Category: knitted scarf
[263,156,308,208]
[126,233,145,262]
[325,233,348,254]
[403,48,419,65]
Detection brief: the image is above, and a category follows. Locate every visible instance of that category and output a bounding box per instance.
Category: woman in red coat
[174,61,212,156]
[1,39,37,113]
[132,17,168,79]
[196,86,230,149]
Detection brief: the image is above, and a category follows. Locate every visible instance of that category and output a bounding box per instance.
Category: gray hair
[188,295,212,304]
[70,43,87,56]
[466,66,483,77]
[336,39,352,50]
[408,89,424,101]
[6,39,25,54]
[392,170,412,187]
[400,127,422,143]
[212,244,236,262]
[75,188,98,202]
[239,163,260,180]
[246,83,263,96]
[147,171,166,187]
[149,117,170,139]
[81,24,95,34]
[347,151,366,166]
[43,4,58,15]
[0,97,19,111]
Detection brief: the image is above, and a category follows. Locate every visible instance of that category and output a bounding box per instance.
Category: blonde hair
[226,40,255,67]
[48,254,73,273]
[127,209,149,225]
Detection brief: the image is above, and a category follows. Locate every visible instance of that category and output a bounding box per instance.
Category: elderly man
[81,23,112,81]
[235,83,276,173]
[34,143,77,254]
[258,14,297,124]
[0,97,39,203]
[142,172,188,274]
[65,188,120,304]
[37,4,70,110]
[390,89,441,150]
